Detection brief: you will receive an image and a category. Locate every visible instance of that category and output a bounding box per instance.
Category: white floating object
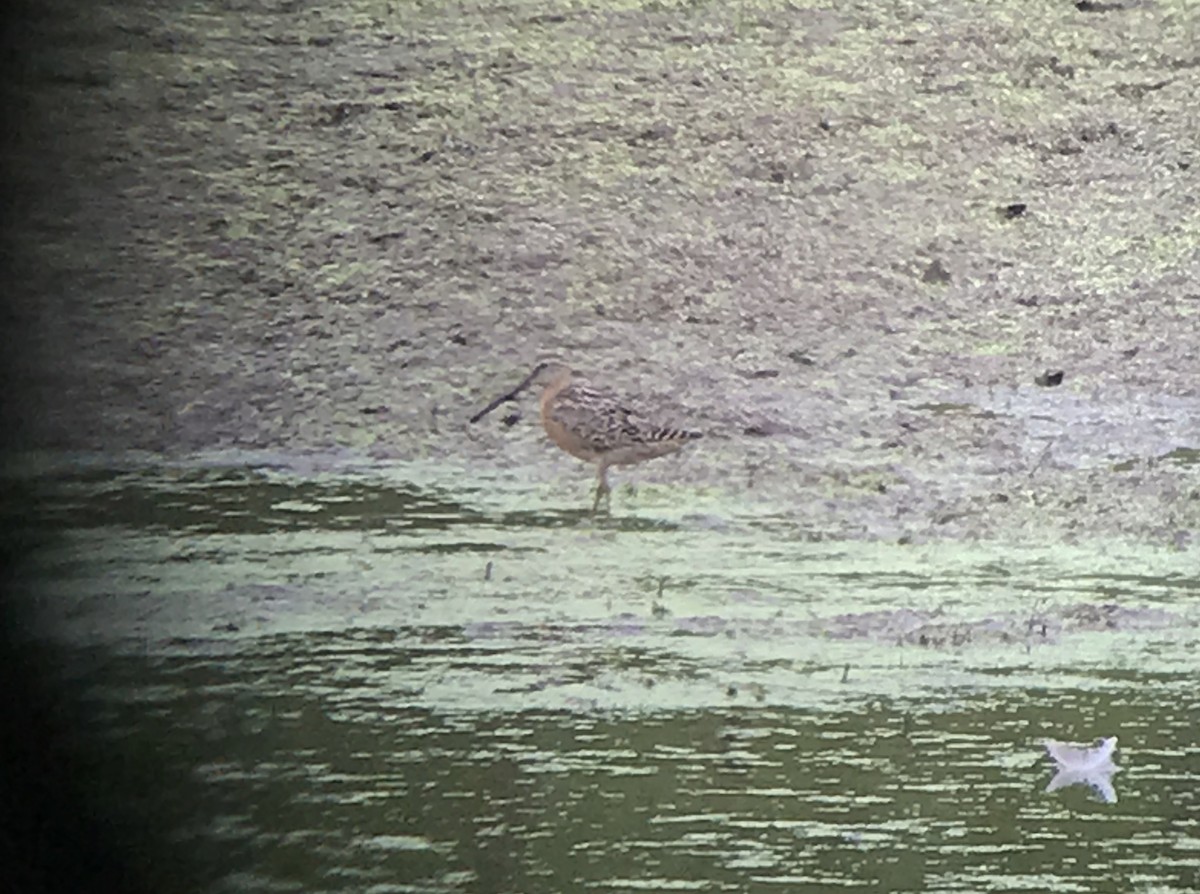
[1043,736,1120,803]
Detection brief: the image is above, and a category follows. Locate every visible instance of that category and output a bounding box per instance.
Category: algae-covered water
[7,455,1198,892]
[4,0,1199,889]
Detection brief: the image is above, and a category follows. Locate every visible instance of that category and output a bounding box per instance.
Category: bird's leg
[592,464,611,514]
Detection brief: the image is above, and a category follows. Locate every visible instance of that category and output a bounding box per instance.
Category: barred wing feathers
[550,382,701,454]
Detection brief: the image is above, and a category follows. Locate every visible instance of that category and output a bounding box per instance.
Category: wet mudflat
[8,457,1199,892]
[3,0,1199,889]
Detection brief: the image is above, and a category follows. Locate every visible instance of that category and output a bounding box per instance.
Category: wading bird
[469,360,701,512]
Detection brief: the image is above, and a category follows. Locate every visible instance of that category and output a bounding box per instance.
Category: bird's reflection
[1043,736,1120,803]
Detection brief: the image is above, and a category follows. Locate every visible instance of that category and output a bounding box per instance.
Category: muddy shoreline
[3,0,1197,543]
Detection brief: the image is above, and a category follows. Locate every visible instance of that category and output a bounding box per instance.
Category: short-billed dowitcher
[469,360,701,511]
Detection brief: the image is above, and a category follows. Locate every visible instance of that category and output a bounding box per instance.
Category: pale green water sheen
[6,455,1199,893]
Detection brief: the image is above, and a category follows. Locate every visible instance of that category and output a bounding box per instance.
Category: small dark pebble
[1035,370,1065,387]
[501,412,521,427]
[629,123,674,144]
[921,259,952,284]
[787,350,815,366]
[999,203,1027,219]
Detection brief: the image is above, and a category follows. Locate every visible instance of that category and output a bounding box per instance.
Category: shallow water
[6,455,1199,893]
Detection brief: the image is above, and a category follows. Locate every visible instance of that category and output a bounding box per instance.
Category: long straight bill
[468,368,539,423]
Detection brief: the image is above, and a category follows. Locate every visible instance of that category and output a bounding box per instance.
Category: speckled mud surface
[3,10,1199,888]
[3,0,1198,544]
